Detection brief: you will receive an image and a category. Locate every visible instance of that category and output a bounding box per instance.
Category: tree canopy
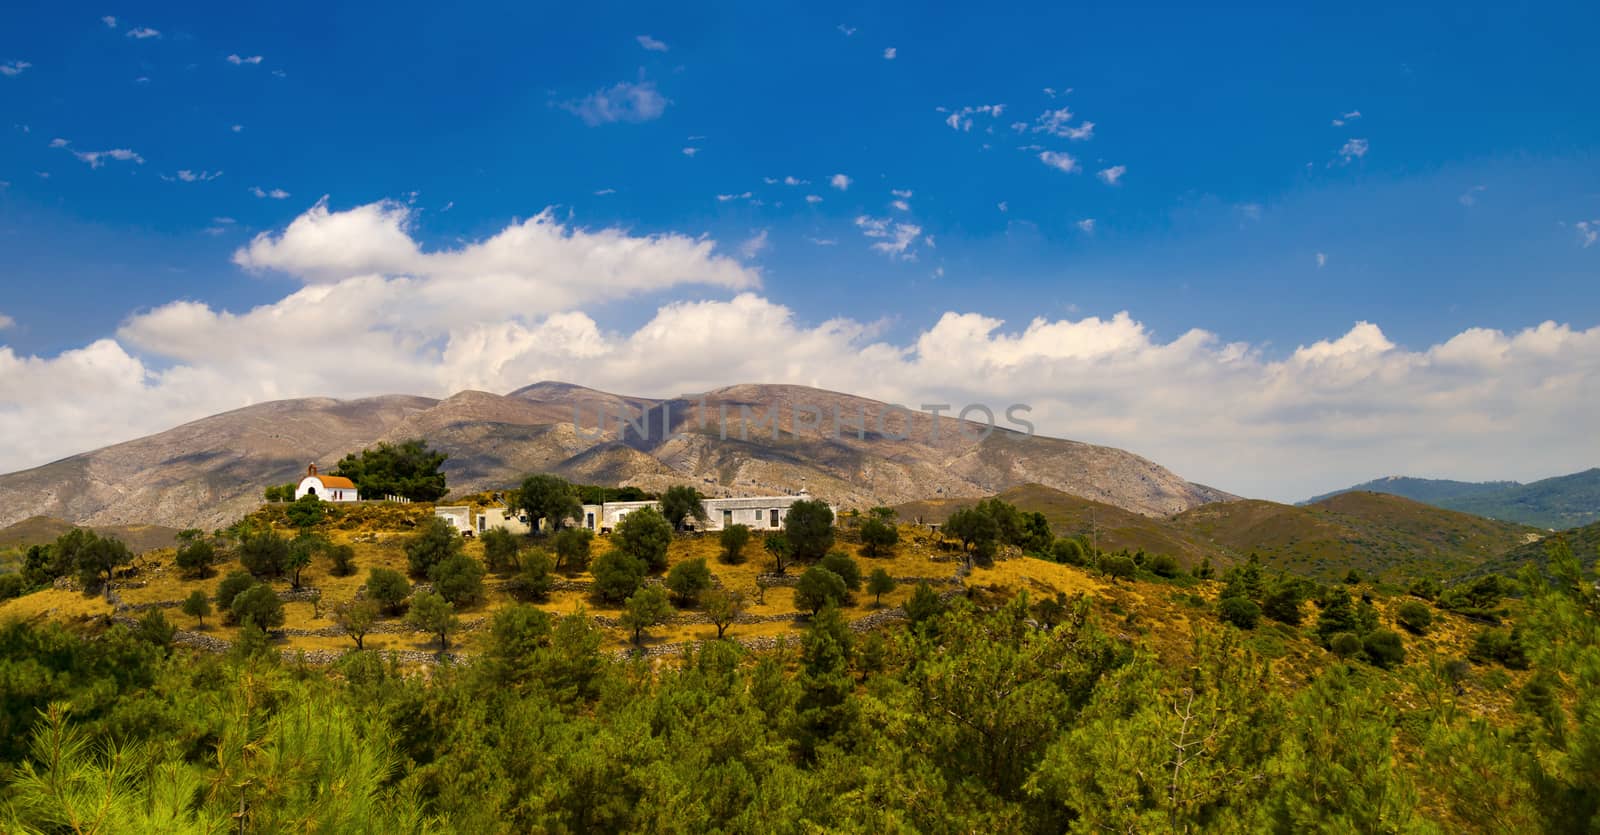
[333,439,449,501]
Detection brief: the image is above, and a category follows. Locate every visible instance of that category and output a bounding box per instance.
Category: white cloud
[1097,164,1126,185]
[1331,109,1362,126]
[682,147,699,157]
[837,24,856,36]
[891,199,910,212]
[167,169,222,182]
[1316,252,1328,268]
[594,188,616,196]
[563,80,669,126]
[1458,185,1486,207]
[805,194,822,204]
[0,61,32,77]
[231,124,243,133]
[1039,150,1079,173]
[125,27,160,39]
[784,176,808,186]
[1337,138,1369,163]
[1077,218,1095,233]
[942,104,1004,132]
[1029,107,1094,140]
[738,229,769,259]
[101,16,117,28]
[883,47,896,59]
[232,198,760,303]
[855,215,923,260]
[1576,221,1600,248]
[249,186,291,199]
[830,173,851,191]
[6,280,1600,503]
[716,191,752,202]
[997,201,1008,213]
[0,313,13,330]
[226,54,264,65]
[65,145,145,168]
[48,137,68,148]
[891,188,913,198]
[808,237,837,246]
[636,34,668,52]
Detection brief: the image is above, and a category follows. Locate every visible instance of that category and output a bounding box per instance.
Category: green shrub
[795,566,848,615]
[216,571,256,613]
[1218,596,1261,629]
[819,551,862,591]
[1329,632,1364,659]
[665,557,713,605]
[1396,601,1433,634]
[429,553,486,606]
[230,583,285,631]
[592,550,647,602]
[365,567,411,614]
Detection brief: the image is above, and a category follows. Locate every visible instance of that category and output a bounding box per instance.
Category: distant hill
[0,382,1232,531]
[0,516,181,554]
[900,484,1539,582]
[1303,469,1600,529]
[1302,476,1520,507]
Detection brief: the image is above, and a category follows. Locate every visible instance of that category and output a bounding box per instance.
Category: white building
[294,464,359,502]
[577,491,827,533]
[433,504,533,536]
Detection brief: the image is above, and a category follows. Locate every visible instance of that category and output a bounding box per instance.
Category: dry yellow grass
[0,587,116,622]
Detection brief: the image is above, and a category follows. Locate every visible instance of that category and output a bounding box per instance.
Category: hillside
[897,483,1218,567]
[1304,468,1600,529]
[0,382,1232,531]
[900,484,1539,582]
[0,515,182,554]
[1469,519,1600,580]
[1302,475,1520,507]
[1172,492,1540,581]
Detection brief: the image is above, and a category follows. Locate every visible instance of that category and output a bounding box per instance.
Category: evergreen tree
[614,506,674,572]
[620,585,672,644]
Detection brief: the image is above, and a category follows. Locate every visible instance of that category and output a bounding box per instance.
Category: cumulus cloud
[805,194,822,204]
[1097,164,1126,185]
[837,24,856,36]
[0,312,13,330]
[1039,150,1079,173]
[4,278,1598,502]
[829,173,851,191]
[1077,218,1095,233]
[594,188,616,196]
[1576,221,1599,248]
[0,61,31,77]
[883,47,896,59]
[125,27,160,39]
[636,34,668,52]
[1316,252,1328,268]
[249,186,290,199]
[715,192,752,202]
[1458,185,1486,207]
[226,54,263,65]
[1331,109,1361,126]
[101,16,117,28]
[563,80,668,126]
[682,147,699,157]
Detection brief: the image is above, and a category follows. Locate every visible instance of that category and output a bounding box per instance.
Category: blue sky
[0,1,1597,500]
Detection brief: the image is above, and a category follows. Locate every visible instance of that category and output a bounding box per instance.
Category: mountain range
[0,382,1233,531]
[1303,469,1600,529]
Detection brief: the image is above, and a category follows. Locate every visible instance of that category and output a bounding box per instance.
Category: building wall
[294,477,359,503]
[571,494,831,532]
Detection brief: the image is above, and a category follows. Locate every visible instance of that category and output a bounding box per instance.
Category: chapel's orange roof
[314,475,357,489]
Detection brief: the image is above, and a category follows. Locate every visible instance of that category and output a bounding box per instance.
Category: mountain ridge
[1303,469,1600,529]
[0,382,1232,531]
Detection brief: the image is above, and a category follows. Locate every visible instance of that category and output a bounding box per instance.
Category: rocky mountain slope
[0,382,1232,531]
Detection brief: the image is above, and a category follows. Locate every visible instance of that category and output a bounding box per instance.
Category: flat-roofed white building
[575,491,829,533]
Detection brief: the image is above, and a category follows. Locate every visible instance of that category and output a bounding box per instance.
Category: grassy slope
[900,483,1537,582]
[1172,492,1540,582]
[0,515,182,554]
[1469,519,1600,580]
[897,483,1219,567]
